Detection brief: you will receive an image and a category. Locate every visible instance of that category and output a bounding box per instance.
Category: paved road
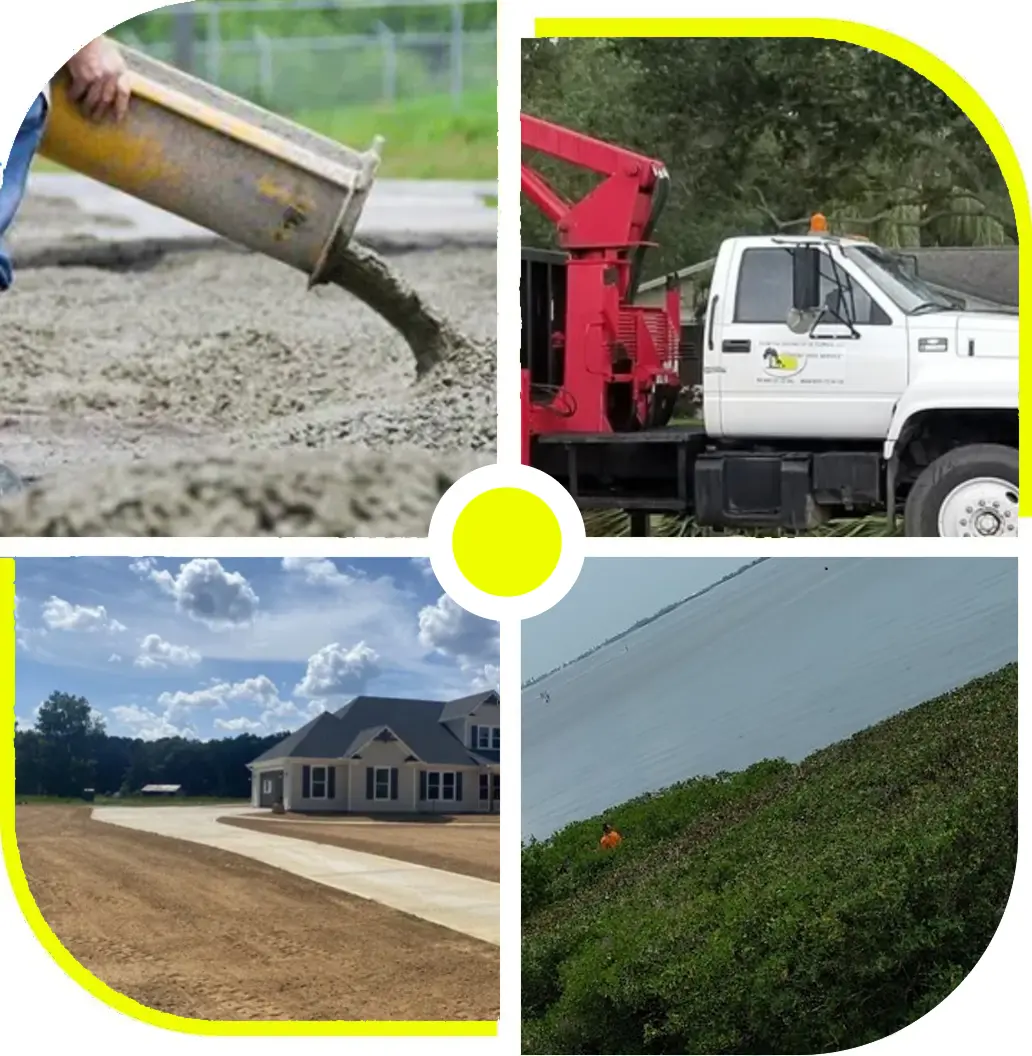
[22,171,497,249]
[92,804,500,946]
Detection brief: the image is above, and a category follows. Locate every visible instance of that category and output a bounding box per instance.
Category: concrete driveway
[92,804,499,946]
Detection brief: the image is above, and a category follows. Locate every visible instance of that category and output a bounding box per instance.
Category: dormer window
[471,724,500,751]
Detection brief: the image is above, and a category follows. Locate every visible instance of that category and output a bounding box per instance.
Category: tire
[904,444,1018,538]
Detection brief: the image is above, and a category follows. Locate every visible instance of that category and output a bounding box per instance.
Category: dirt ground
[16,806,499,1021]
[0,196,495,535]
[221,813,500,881]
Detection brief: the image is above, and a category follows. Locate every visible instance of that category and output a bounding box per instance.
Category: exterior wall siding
[286,761,348,812]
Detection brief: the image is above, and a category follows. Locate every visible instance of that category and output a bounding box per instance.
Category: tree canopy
[16,690,282,799]
[521,39,1013,278]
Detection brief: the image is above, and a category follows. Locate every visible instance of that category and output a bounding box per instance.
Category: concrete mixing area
[0,176,496,535]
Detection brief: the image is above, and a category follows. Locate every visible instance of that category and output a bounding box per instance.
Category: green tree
[34,691,105,797]
[521,39,1013,277]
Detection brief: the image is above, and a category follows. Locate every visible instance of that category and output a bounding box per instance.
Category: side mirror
[786,307,820,335]
[791,246,823,311]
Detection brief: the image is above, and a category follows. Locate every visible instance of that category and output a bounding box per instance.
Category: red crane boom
[520,114,682,463]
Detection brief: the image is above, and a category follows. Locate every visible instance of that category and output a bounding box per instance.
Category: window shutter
[480,773,488,800]
[456,772,463,801]
[470,724,478,748]
[420,771,427,801]
[390,768,399,800]
[302,765,311,798]
[366,767,374,800]
[328,766,336,799]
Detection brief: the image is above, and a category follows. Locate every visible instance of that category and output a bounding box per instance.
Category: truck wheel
[904,444,1018,538]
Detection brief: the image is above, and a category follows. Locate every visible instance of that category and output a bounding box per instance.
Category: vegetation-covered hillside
[522,664,1018,1054]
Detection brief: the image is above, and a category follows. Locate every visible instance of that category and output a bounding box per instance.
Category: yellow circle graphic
[451,488,562,597]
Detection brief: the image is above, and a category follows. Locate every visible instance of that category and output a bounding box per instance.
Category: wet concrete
[0,190,496,536]
[92,804,500,945]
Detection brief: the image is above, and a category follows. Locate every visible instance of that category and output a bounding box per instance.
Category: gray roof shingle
[439,690,498,722]
[249,693,495,767]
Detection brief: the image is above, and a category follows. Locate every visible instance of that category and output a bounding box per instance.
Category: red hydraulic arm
[521,113,666,252]
[520,114,682,456]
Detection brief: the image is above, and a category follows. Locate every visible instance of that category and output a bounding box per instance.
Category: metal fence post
[206,7,222,86]
[254,28,274,104]
[375,22,398,105]
[450,3,464,109]
[172,3,196,74]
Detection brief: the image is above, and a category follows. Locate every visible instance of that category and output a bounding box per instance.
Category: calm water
[522,557,1017,841]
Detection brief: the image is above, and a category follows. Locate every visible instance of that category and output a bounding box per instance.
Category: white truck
[529,228,1019,537]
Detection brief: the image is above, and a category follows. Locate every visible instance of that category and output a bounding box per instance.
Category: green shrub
[522,665,1017,1054]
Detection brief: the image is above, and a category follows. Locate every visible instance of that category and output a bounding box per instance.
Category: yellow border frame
[536,17,1029,511]
[0,558,496,1037]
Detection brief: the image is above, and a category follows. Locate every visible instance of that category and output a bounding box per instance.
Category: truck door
[710,242,908,439]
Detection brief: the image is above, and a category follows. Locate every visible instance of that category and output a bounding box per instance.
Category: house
[247,691,500,814]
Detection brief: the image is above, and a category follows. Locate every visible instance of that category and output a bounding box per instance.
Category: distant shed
[140,784,183,797]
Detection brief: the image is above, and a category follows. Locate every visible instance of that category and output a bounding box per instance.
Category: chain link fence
[116,2,496,113]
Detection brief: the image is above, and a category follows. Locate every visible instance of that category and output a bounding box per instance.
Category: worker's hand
[65,37,132,123]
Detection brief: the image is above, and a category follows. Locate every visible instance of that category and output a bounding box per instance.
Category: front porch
[250,758,499,815]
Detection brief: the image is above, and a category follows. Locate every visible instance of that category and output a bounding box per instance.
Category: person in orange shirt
[600,822,622,850]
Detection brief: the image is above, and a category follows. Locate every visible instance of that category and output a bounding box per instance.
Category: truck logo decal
[762,347,805,377]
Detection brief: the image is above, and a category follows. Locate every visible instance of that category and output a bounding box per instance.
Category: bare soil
[16,805,499,1021]
[221,813,500,882]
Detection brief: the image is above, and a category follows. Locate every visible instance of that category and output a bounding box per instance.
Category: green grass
[16,794,250,807]
[33,91,497,181]
[522,664,1017,1054]
[294,91,497,180]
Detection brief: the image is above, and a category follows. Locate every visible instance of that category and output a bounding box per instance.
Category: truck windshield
[842,244,954,313]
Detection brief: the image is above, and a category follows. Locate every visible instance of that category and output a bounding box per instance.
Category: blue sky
[523,558,752,680]
[15,557,499,741]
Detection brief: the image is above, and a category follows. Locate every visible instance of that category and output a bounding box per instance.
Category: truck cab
[694,229,1018,535]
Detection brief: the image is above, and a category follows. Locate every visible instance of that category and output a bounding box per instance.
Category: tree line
[15,691,283,799]
[522,38,1014,279]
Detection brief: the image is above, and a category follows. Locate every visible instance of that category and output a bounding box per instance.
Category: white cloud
[418,593,498,665]
[469,663,500,691]
[158,675,282,720]
[410,558,437,580]
[42,596,126,634]
[135,558,259,628]
[214,716,264,733]
[281,557,351,588]
[109,704,195,742]
[134,634,201,670]
[294,641,380,699]
[108,653,122,663]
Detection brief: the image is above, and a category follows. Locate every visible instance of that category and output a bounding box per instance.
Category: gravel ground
[0,217,496,535]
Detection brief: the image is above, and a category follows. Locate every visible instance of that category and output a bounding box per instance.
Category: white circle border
[427,463,587,622]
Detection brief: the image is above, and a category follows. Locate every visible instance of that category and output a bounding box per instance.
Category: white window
[262,778,272,795]
[477,725,500,750]
[311,766,327,798]
[427,771,459,801]
[374,767,391,800]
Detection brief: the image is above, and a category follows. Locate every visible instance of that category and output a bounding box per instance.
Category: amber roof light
[809,213,829,234]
